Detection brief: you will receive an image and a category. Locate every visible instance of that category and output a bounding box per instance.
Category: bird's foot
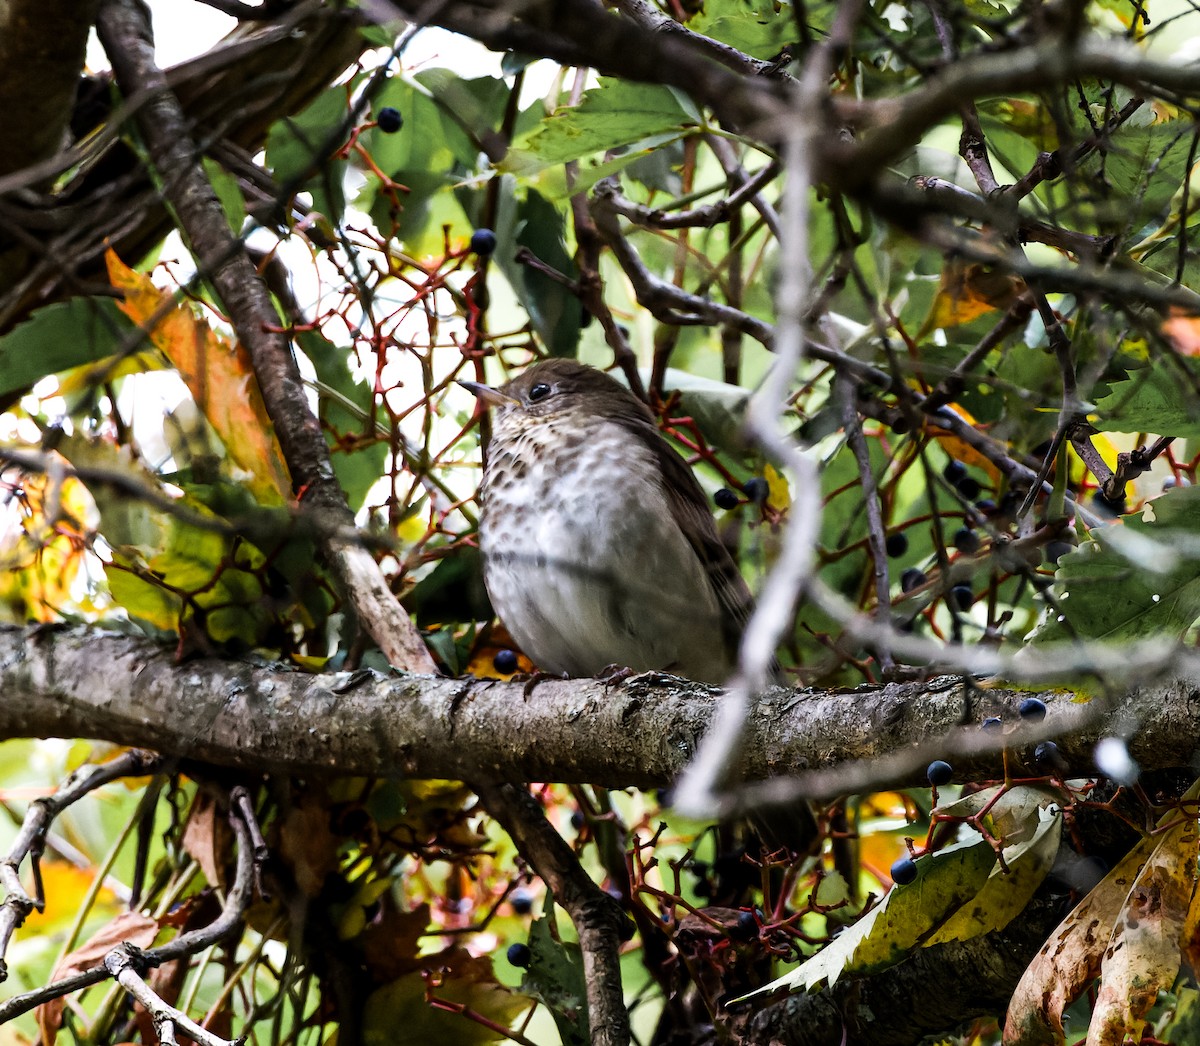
[521,670,569,699]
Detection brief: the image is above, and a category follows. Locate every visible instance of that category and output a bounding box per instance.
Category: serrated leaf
[0,297,132,399]
[1093,357,1200,439]
[926,803,1062,946]
[743,835,998,999]
[1027,486,1200,646]
[500,79,696,178]
[521,907,589,1046]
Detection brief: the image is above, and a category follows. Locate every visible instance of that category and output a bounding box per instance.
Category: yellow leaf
[105,249,291,506]
[764,463,790,511]
[921,262,1026,335]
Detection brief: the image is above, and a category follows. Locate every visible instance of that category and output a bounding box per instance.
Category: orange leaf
[922,262,1025,335]
[1161,309,1200,357]
[105,249,291,505]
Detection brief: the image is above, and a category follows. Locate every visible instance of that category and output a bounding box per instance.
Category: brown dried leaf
[278,795,339,898]
[182,792,232,890]
[1003,833,1158,1046]
[36,911,160,1046]
[922,261,1025,334]
[1088,814,1199,1046]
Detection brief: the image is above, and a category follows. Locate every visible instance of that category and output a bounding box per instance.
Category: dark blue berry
[493,648,518,674]
[975,498,997,514]
[714,488,739,510]
[900,567,927,592]
[1093,489,1127,516]
[953,527,980,554]
[926,760,953,786]
[956,476,982,500]
[743,477,769,503]
[885,532,909,558]
[891,856,918,885]
[470,228,498,256]
[731,911,758,940]
[510,888,534,914]
[507,942,531,967]
[1019,697,1047,722]
[982,716,1003,732]
[570,809,586,831]
[1035,741,1067,772]
[1044,540,1074,566]
[376,106,403,133]
[949,584,974,611]
[943,460,968,484]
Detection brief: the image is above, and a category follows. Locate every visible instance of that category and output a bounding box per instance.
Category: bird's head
[460,360,649,433]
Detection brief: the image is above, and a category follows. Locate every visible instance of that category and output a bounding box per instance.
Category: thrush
[462,359,754,684]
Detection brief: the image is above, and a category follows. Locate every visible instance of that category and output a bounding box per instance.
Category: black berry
[890,415,911,435]
[1093,489,1127,516]
[1019,697,1047,722]
[900,567,927,592]
[891,856,918,886]
[1035,741,1067,772]
[376,106,403,133]
[507,942,532,967]
[926,760,954,786]
[1044,540,1074,566]
[510,888,534,915]
[570,809,586,831]
[885,532,909,558]
[470,228,498,256]
[743,477,769,504]
[943,460,968,485]
[953,527,980,554]
[949,584,974,611]
[714,488,739,510]
[731,911,758,941]
[493,648,518,674]
[956,476,982,500]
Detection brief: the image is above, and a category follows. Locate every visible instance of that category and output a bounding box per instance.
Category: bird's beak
[458,380,517,408]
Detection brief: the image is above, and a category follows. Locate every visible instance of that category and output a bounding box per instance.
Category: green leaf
[926,789,1062,945]
[0,298,130,399]
[520,907,589,1046]
[1028,485,1200,646]
[1093,358,1200,439]
[493,188,581,358]
[296,332,388,512]
[501,79,696,178]
[266,84,351,225]
[202,157,246,233]
[743,834,997,999]
[687,0,795,58]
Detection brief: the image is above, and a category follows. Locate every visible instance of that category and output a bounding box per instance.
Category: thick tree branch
[3,627,1199,795]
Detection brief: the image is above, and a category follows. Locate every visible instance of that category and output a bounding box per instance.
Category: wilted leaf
[278,794,339,898]
[1005,779,1200,1046]
[182,792,233,890]
[1088,812,1198,1045]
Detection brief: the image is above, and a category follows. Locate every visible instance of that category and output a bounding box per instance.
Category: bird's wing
[613,413,755,660]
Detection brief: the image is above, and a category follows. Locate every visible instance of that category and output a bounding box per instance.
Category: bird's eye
[528,382,552,402]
